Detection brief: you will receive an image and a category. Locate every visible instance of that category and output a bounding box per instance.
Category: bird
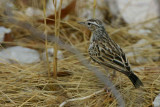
[79,19,143,88]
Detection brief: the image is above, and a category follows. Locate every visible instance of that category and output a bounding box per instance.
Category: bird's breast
[88,42,101,57]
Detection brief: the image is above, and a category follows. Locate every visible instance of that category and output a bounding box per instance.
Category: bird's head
[78,19,104,31]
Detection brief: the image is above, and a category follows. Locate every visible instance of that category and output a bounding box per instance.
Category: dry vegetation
[0,0,160,107]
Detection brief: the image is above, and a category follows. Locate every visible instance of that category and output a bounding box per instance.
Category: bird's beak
[78,21,85,25]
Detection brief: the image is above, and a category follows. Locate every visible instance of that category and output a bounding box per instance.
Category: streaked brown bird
[79,19,143,88]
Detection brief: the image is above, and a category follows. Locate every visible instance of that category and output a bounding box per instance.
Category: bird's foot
[111,71,116,80]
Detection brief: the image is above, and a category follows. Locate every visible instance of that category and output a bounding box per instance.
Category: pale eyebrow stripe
[92,22,99,26]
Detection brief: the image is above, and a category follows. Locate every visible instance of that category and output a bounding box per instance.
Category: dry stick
[18,93,38,107]
[0,90,16,106]
[43,0,51,77]
[59,89,104,107]
[58,0,63,38]
[5,13,125,107]
[93,0,96,18]
[55,0,63,77]
[53,0,58,79]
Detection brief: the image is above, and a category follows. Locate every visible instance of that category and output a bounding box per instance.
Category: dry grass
[0,0,160,107]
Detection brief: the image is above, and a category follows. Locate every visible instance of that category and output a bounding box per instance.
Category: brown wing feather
[89,36,132,75]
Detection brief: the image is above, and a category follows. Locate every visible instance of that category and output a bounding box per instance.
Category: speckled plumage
[79,19,143,88]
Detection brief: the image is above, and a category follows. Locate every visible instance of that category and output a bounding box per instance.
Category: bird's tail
[127,73,143,88]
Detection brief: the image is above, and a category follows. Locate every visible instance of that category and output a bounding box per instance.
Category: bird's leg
[104,67,116,79]
[111,70,116,79]
[104,86,109,93]
[103,69,113,95]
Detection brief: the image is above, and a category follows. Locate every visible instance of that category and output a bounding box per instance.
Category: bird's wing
[89,37,132,75]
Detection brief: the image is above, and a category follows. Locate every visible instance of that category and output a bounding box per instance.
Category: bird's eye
[88,23,91,25]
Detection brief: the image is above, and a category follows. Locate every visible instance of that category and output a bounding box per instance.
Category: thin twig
[59,89,104,107]
[93,0,96,18]
[43,0,51,77]
[53,0,58,79]
[18,93,38,107]
[0,90,16,106]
